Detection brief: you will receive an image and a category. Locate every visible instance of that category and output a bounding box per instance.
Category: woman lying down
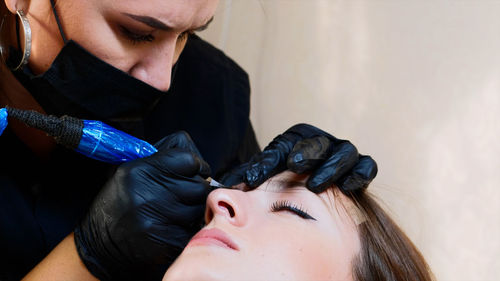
[26,170,434,281]
[24,140,433,281]
[164,171,434,281]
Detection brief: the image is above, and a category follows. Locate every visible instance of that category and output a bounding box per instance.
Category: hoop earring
[11,10,31,71]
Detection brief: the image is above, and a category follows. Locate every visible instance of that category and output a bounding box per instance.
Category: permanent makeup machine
[0,107,225,187]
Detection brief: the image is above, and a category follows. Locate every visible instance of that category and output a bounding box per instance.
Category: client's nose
[205,189,247,227]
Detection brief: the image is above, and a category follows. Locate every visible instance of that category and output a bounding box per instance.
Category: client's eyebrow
[123,13,214,32]
[265,179,307,192]
[278,180,306,188]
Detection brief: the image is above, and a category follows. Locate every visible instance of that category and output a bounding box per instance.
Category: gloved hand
[74,131,211,281]
[221,123,377,193]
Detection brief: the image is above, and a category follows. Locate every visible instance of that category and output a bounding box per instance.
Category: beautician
[0,0,377,280]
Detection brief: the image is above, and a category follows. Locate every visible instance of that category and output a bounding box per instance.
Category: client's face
[163,171,360,281]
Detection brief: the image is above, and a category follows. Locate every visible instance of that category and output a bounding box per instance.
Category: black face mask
[13,41,171,120]
[10,0,178,130]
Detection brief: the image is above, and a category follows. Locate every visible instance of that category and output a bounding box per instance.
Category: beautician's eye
[120,25,191,44]
[270,200,316,221]
[120,26,155,44]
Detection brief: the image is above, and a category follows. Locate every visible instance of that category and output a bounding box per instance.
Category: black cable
[6,107,83,149]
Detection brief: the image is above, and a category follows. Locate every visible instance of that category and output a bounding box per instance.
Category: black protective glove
[74,131,211,281]
[221,123,377,193]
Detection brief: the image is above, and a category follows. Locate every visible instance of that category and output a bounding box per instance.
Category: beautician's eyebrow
[123,13,214,32]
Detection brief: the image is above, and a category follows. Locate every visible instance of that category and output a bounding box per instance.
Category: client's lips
[187,228,239,251]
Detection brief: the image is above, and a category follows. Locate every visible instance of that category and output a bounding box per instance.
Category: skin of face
[4,0,219,91]
[163,171,361,281]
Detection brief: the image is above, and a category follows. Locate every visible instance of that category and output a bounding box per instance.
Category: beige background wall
[199,1,500,280]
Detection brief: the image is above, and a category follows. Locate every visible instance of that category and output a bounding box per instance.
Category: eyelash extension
[120,26,155,44]
[270,200,316,220]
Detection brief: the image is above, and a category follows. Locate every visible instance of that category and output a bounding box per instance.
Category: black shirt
[0,35,260,280]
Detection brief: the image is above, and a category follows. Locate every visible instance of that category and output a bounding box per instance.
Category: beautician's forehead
[113,0,218,29]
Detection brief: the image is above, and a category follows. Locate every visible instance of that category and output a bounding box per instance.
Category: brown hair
[0,1,8,18]
[344,190,435,281]
[1,1,17,65]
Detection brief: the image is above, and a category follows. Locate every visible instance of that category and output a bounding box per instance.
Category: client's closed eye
[270,200,316,221]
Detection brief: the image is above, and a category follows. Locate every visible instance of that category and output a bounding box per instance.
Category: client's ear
[4,0,30,14]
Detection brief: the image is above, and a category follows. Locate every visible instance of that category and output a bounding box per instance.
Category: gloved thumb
[153,131,211,177]
[287,136,333,174]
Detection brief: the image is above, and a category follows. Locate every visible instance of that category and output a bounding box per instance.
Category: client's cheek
[308,228,359,280]
[258,216,349,280]
[288,232,340,279]
[244,221,322,279]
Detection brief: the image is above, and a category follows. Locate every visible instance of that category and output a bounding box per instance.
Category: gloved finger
[287,136,333,174]
[244,123,342,188]
[116,162,209,207]
[219,162,251,187]
[244,132,306,188]
[159,175,211,205]
[338,155,378,193]
[284,123,336,140]
[153,131,200,154]
[157,198,207,227]
[306,141,359,193]
[244,149,286,188]
[147,148,211,178]
[129,176,207,220]
[147,224,200,260]
[153,131,210,173]
[125,204,205,263]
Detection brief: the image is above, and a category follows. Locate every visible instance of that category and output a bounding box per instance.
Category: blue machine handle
[77,120,158,164]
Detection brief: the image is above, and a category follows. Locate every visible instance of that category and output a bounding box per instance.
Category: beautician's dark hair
[0,2,10,33]
[1,2,17,64]
[0,2,7,18]
[344,190,435,281]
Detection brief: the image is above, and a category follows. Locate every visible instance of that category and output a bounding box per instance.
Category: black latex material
[74,132,211,281]
[224,123,378,193]
[0,34,259,281]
